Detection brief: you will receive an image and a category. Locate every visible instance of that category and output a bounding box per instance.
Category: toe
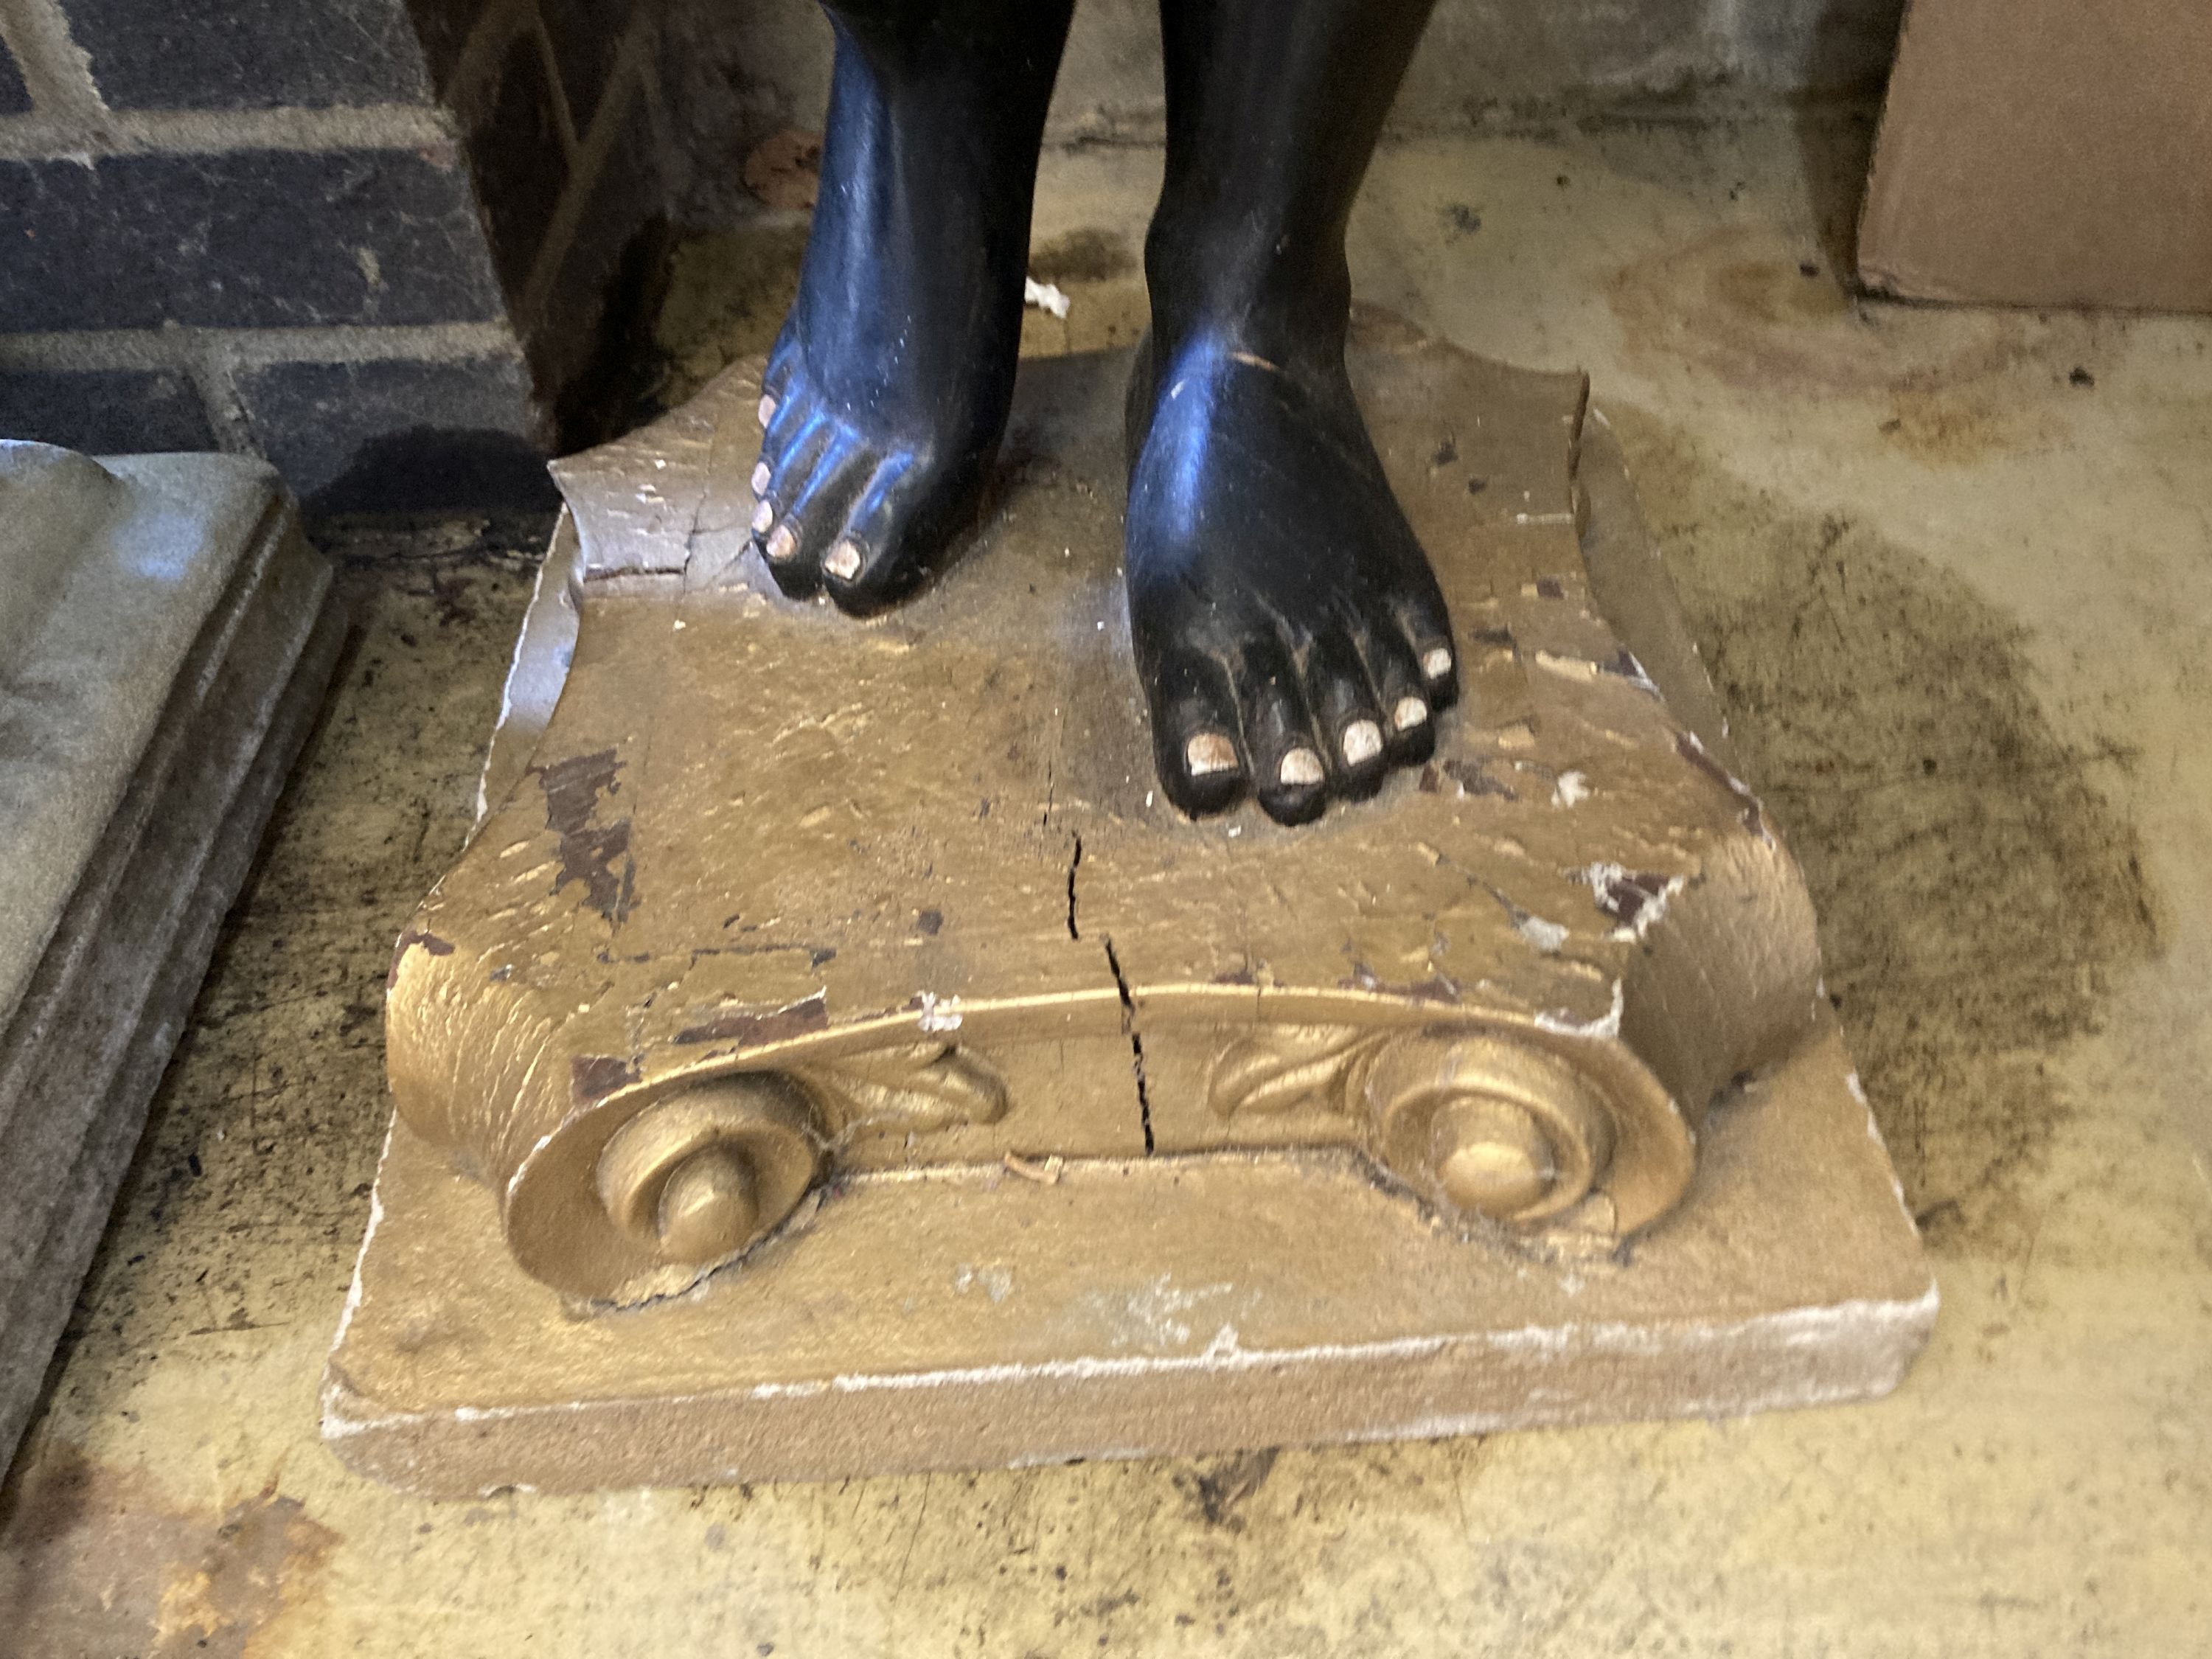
[1359,614,1437,765]
[821,451,975,616]
[1301,627,1390,798]
[757,425,867,598]
[1147,647,1247,818]
[755,405,834,546]
[1238,634,1328,825]
[1386,584,1459,711]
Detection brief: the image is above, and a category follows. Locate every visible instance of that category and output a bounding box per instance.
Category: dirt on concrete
[1612,408,2160,1258]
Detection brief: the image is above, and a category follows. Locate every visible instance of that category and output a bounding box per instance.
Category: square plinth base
[2,447,340,1470]
[324,1014,1933,1496]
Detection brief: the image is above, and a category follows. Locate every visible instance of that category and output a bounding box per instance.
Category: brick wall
[0,0,671,512]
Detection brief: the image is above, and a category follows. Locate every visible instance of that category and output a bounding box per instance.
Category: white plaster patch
[1514,912,1570,953]
[954,1263,1015,1304]
[1023,278,1071,319]
[1082,1273,1238,1351]
[1535,978,1627,1041]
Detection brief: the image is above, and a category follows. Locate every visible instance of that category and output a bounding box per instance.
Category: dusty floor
[3,109,2208,1655]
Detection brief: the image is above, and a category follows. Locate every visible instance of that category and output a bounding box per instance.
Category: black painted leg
[1127,0,1455,824]
[749,0,1073,614]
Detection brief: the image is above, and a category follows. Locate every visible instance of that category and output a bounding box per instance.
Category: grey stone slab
[232,349,556,512]
[0,445,268,1014]
[0,147,502,333]
[0,445,341,1472]
[55,0,431,111]
[0,366,217,456]
[0,602,347,1470]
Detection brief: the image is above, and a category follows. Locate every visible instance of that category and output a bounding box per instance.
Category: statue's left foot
[1124,335,1459,825]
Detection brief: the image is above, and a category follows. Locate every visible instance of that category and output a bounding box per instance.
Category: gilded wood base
[325,321,1932,1489]
[326,1018,1931,1496]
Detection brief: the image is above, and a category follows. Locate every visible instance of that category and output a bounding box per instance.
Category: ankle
[1142,214,1353,372]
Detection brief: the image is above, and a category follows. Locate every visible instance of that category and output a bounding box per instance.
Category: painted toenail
[1341,720,1384,767]
[758,395,777,428]
[765,524,799,562]
[1279,747,1326,787]
[1186,732,1239,778]
[1393,696,1429,731]
[1421,647,1454,681]
[751,500,774,535]
[751,462,771,498]
[825,539,863,580]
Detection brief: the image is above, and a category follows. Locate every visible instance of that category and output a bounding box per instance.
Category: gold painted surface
[327,1013,1933,1494]
[385,322,1824,1306]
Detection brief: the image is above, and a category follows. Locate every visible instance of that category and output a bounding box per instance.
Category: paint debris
[1003,1152,1065,1184]
[1024,278,1072,319]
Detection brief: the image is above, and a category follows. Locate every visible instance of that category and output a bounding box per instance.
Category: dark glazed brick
[235,352,557,512]
[470,32,570,302]
[539,0,632,132]
[405,0,493,96]
[0,366,217,453]
[0,36,29,115]
[0,148,504,332]
[59,0,429,110]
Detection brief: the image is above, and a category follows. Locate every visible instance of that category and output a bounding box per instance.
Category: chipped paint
[532,748,638,923]
[1573,861,1685,941]
[1674,728,1767,840]
[915,991,964,1032]
[672,990,830,1047]
[386,928,454,989]
[569,1053,641,1102]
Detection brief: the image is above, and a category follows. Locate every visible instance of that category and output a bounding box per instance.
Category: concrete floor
[4,110,2208,1655]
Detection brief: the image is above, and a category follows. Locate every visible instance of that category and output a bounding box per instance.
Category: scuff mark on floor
[0,1445,337,1658]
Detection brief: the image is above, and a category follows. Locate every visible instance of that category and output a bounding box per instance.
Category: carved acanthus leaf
[795,1042,1009,1139]
[1208,1026,1390,1119]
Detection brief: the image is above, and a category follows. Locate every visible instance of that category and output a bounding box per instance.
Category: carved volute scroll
[596,1074,825,1270]
[1361,1031,1619,1226]
[1210,1020,1674,1231]
[519,1040,1014,1298]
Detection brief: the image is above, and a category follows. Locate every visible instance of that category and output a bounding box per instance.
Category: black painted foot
[1124,336,1458,825]
[748,4,1071,616]
[749,324,993,616]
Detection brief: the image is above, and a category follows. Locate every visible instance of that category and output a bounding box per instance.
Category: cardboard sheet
[1859,0,2212,312]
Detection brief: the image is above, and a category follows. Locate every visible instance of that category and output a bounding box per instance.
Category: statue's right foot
[747,4,1071,616]
[748,322,998,616]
